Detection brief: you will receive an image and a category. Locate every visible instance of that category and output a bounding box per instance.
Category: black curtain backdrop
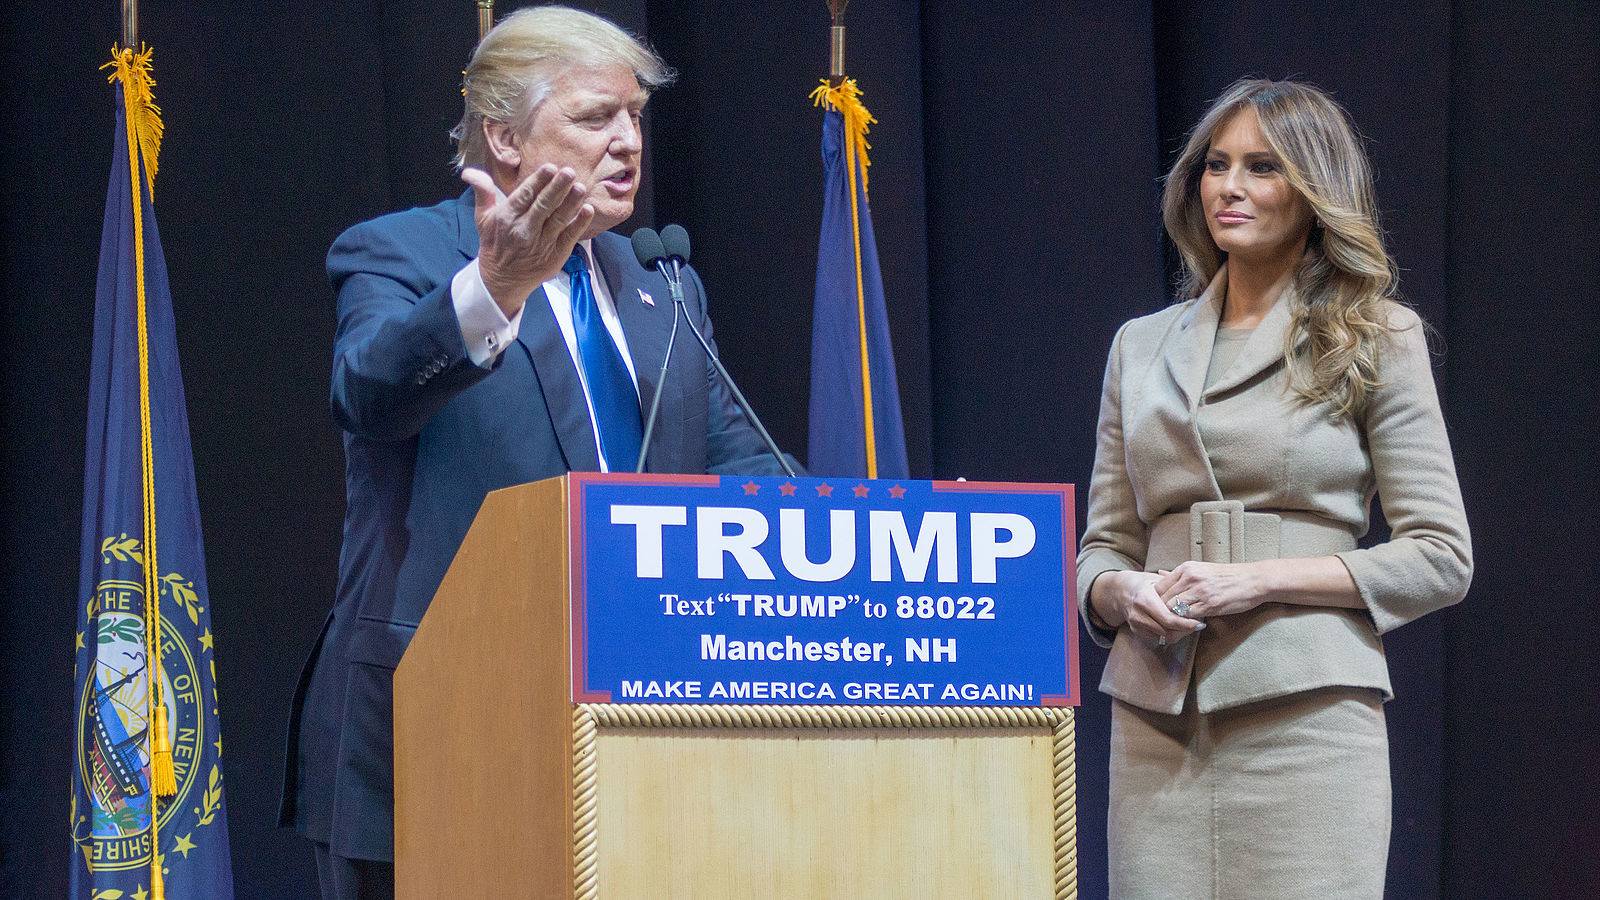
[3,2,1595,897]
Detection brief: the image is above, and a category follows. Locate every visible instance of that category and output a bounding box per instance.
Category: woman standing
[1078,78,1471,898]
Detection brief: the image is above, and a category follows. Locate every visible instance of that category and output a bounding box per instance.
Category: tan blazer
[1077,268,1472,715]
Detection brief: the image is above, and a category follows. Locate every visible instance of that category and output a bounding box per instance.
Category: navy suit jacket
[282,191,791,860]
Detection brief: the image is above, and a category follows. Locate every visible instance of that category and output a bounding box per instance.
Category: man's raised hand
[461,164,596,317]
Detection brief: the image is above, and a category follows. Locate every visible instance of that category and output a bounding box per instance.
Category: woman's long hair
[1162,78,1399,419]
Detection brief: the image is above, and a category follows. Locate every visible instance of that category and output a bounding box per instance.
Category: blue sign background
[572,475,1076,707]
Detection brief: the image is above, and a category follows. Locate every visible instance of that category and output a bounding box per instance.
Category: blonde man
[282,9,793,897]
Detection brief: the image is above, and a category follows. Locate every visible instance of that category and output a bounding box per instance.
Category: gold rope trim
[572,706,600,900]
[1054,712,1079,899]
[105,46,174,798]
[590,702,1065,729]
[811,78,881,477]
[104,44,170,900]
[574,704,1077,897]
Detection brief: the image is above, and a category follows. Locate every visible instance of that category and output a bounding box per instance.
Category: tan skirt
[1108,686,1390,900]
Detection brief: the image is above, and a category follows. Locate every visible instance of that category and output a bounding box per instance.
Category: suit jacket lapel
[596,235,678,473]
[1201,276,1298,399]
[517,286,603,471]
[453,190,478,260]
[456,196,602,470]
[1164,267,1224,411]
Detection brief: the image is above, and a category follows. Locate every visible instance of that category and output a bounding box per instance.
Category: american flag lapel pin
[638,288,655,307]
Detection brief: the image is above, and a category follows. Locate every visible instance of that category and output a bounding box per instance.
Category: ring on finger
[1172,599,1192,617]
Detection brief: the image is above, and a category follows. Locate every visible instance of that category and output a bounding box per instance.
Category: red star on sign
[779,482,797,496]
[742,481,760,495]
[815,483,834,497]
[888,484,906,498]
[853,484,871,498]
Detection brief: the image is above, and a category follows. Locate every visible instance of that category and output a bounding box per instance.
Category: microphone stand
[632,234,796,478]
[663,257,797,477]
[635,298,680,473]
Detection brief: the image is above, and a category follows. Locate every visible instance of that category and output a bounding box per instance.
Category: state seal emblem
[72,535,223,875]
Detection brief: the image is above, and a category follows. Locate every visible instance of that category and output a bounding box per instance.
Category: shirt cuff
[452,258,523,367]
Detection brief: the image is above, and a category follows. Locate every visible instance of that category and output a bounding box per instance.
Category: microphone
[660,224,690,266]
[631,226,685,307]
[628,224,796,477]
[630,227,667,271]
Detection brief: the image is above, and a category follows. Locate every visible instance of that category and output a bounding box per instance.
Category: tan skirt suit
[1077,268,1472,899]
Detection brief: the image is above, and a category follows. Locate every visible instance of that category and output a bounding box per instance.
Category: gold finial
[827,0,849,85]
[122,0,138,48]
[478,0,494,42]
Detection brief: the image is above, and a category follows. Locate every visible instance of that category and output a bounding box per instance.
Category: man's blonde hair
[450,5,674,170]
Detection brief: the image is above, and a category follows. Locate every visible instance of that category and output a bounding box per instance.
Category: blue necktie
[565,249,642,472]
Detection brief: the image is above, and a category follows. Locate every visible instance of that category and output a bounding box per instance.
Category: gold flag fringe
[810,78,874,196]
[102,46,163,189]
[104,43,170,900]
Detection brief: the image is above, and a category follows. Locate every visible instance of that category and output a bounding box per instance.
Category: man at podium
[279,8,795,898]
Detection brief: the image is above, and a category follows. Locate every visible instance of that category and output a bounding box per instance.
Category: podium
[394,474,1079,899]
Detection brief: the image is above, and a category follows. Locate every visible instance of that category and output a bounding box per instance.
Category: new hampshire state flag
[71,47,233,899]
[807,79,909,479]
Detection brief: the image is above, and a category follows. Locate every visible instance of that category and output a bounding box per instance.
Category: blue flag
[71,48,233,899]
[807,80,909,479]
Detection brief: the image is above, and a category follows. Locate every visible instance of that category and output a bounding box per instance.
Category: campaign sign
[569,473,1078,707]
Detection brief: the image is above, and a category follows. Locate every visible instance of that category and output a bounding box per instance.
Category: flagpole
[828,2,878,474]
[478,0,494,40]
[828,0,847,85]
[123,0,137,47]
[810,0,902,479]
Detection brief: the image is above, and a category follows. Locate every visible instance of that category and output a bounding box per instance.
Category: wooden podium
[394,475,1078,899]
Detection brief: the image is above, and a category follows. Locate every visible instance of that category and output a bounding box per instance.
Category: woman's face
[1200,108,1314,267]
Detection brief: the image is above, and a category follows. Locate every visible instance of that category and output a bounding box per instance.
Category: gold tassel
[102,44,174,898]
[150,703,178,797]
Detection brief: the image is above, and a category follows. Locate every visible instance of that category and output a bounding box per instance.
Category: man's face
[516,63,646,239]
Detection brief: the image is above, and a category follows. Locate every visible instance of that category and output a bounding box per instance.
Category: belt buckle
[1189,499,1245,563]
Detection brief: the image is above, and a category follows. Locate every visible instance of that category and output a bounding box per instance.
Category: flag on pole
[71,46,234,900]
[807,79,909,479]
